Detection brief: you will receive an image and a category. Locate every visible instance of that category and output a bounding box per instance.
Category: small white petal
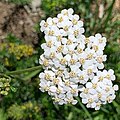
[111,75,116,81]
[68,8,74,14]
[98,63,104,69]
[113,85,119,91]
[89,89,97,94]
[39,73,45,79]
[95,106,100,110]
[82,99,88,104]
[91,102,96,108]
[95,33,102,39]
[72,100,78,105]
[108,69,114,74]
[86,104,91,108]
[50,86,57,92]
[86,82,92,88]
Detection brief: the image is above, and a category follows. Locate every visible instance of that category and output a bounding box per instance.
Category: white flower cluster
[80,69,118,110]
[39,8,118,110]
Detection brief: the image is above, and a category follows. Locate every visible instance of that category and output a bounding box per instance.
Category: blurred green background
[0,0,120,120]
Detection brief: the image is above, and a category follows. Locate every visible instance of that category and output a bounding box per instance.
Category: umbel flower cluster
[39,8,118,110]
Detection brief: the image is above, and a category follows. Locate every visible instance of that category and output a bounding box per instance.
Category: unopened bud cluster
[0,77,11,95]
[39,8,118,110]
[0,43,34,60]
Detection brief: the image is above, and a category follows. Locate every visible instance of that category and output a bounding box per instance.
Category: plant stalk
[5,65,42,75]
[76,97,92,120]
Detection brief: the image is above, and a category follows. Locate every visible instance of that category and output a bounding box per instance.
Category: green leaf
[0,109,7,120]
[10,86,17,92]
[22,69,41,80]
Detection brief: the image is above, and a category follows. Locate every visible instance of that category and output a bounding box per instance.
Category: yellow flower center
[92,83,97,89]
[99,39,103,43]
[56,88,62,94]
[105,74,110,79]
[79,58,85,64]
[47,41,52,47]
[65,81,70,86]
[74,30,79,36]
[54,97,60,102]
[79,75,84,80]
[68,50,74,55]
[92,45,98,51]
[44,22,48,27]
[68,99,72,103]
[88,98,93,103]
[69,71,76,77]
[105,87,110,92]
[57,35,62,41]
[45,73,51,80]
[106,96,111,102]
[44,86,50,91]
[97,93,102,98]
[57,45,63,52]
[56,70,63,76]
[63,26,69,31]
[87,69,93,75]
[72,19,78,25]
[96,102,101,107]
[87,53,93,60]
[43,59,49,66]
[71,88,76,94]
[77,47,83,54]
[67,39,73,45]
[85,38,90,44]
[83,88,88,94]
[60,58,66,65]
[70,59,76,65]
[48,30,54,36]
[53,78,59,84]
[50,52,55,59]
[97,57,103,63]
[99,76,104,81]
[58,17,63,22]
[63,12,68,16]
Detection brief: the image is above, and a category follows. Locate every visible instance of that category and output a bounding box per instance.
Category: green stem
[104,0,115,28]
[76,97,92,120]
[5,65,42,75]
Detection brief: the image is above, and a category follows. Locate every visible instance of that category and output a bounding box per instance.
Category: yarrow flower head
[39,8,118,110]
